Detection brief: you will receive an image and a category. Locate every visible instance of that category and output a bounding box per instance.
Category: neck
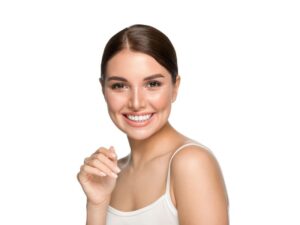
[126,122,185,170]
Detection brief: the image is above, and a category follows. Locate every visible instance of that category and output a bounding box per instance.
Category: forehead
[106,49,171,79]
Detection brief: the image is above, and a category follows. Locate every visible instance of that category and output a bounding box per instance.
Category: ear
[172,75,181,103]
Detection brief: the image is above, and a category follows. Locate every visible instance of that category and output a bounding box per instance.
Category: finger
[93,153,120,174]
[95,146,118,164]
[85,157,119,178]
[89,146,120,172]
[109,146,118,162]
[95,147,117,160]
[90,147,118,170]
[79,164,108,178]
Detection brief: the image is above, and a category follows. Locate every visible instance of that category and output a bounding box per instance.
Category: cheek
[105,92,127,112]
[148,89,173,109]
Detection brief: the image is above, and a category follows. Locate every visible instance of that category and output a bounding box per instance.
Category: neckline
[108,142,209,216]
[108,193,167,216]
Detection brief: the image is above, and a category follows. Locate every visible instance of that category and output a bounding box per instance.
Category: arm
[172,146,229,225]
[86,199,110,225]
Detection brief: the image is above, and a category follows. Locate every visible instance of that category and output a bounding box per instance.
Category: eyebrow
[106,74,165,82]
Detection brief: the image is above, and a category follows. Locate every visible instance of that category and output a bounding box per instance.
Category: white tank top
[106,142,211,225]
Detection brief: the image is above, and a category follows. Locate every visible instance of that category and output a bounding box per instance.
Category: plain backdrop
[0,0,299,224]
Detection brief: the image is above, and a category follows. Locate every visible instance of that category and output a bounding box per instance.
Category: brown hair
[100,24,178,83]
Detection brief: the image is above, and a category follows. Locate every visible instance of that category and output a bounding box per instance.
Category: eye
[111,83,126,89]
[146,81,161,88]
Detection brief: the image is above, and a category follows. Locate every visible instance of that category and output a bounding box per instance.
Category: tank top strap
[165,142,211,195]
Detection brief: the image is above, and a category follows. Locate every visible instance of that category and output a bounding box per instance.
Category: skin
[77,49,229,225]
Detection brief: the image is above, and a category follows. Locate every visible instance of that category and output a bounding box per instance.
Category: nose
[128,87,146,111]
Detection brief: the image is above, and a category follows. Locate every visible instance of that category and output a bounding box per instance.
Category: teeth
[127,114,152,122]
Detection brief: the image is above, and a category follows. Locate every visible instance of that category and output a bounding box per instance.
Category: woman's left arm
[172,146,229,225]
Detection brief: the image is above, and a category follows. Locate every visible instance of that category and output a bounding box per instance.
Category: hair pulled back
[100,24,178,83]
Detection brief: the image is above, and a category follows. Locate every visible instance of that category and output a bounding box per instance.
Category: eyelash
[146,81,161,88]
[111,83,127,90]
[110,81,162,90]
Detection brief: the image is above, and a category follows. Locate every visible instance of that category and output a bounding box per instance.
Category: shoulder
[170,144,223,194]
[171,144,229,224]
[171,144,218,175]
[170,143,225,189]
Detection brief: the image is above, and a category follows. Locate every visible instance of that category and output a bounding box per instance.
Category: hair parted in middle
[100,24,178,84]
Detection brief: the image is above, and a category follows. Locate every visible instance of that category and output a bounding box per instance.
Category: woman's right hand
[77,146,121,206]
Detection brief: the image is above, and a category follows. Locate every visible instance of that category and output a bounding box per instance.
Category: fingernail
[114,167,121,173]
[110,172,118,178]
[99,172,107,177]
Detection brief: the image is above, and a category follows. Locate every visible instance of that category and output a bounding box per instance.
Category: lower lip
[123,114,154,127]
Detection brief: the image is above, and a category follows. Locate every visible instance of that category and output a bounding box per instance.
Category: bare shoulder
[171,144,219,173]
[171,144,225,191]
[171,144,229,225]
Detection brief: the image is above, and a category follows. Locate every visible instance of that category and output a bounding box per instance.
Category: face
[102,49,180,140]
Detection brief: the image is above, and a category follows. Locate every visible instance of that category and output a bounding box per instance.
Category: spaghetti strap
[165,142,211,195]
[106,141,213,223]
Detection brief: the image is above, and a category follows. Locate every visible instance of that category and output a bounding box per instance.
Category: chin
[124,129,156,141]
[124,123,168,141]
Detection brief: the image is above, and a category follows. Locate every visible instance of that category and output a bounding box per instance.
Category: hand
[77,146,121,206]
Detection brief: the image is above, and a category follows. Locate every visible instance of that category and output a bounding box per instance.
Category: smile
[125,113,153,122]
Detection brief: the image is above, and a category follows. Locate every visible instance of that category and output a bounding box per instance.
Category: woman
[77,24,229,225]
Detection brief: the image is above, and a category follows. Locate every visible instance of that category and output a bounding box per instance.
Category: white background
[0,0,299,224]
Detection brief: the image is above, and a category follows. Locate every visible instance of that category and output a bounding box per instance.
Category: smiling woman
[77,24,229,225]
[102,49,179,140]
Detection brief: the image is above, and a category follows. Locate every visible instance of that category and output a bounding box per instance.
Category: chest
[109,159,173,211]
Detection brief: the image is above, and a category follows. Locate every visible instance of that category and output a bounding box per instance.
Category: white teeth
[127,114,152,122]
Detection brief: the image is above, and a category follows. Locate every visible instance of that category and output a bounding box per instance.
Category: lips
[122,113,154,127]
[126,113,152,122]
